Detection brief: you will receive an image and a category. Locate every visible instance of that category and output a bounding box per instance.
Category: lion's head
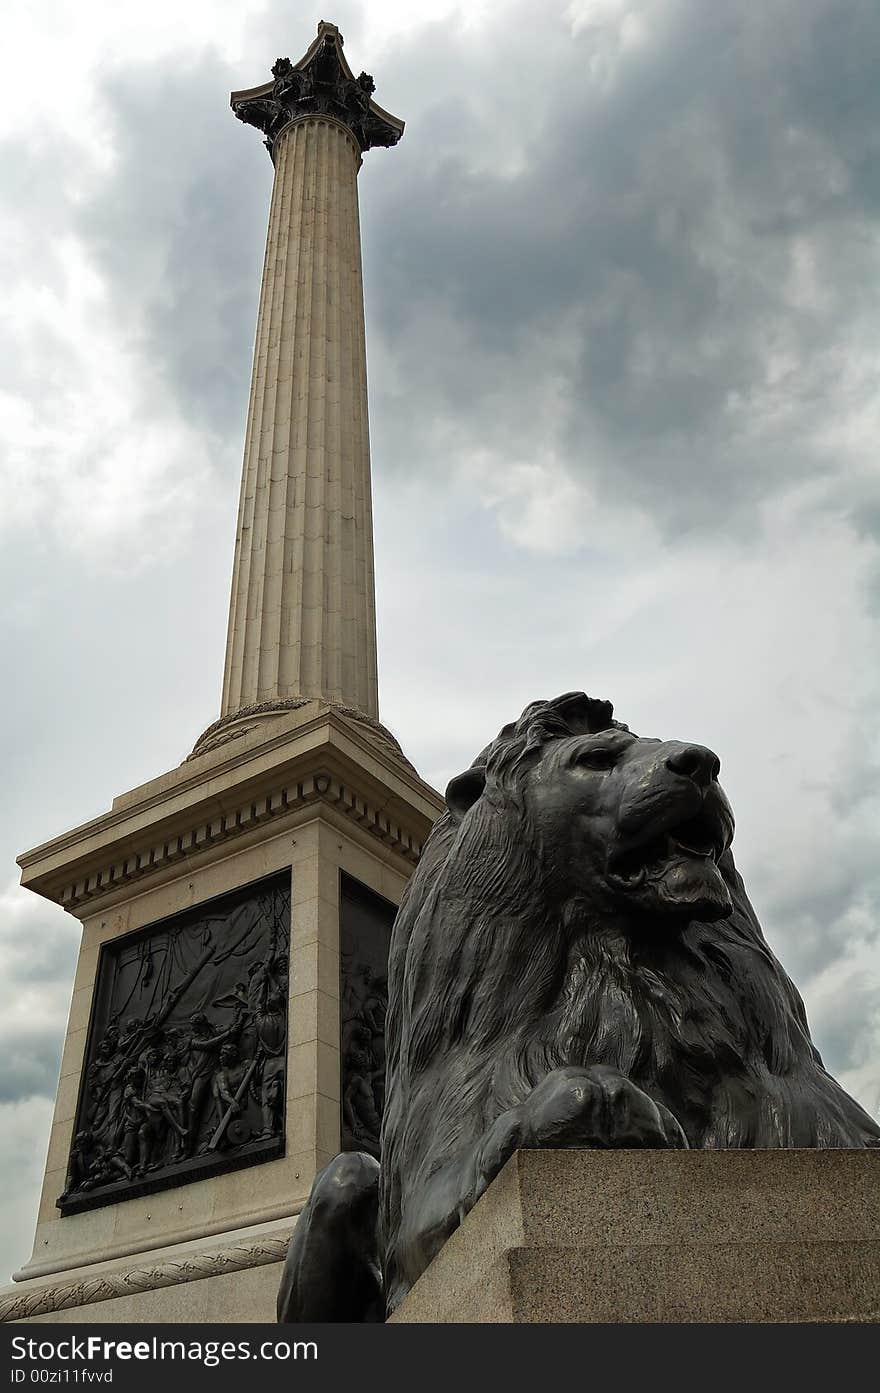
[446,691,735,928]
[379,692,880,1310]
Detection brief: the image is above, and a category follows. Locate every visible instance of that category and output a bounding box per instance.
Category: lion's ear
[445,766,487,821]
[552,691,615,733]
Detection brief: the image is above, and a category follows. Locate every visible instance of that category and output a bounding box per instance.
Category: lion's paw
[521,1065,688,1151]
[461,1066,686,1217]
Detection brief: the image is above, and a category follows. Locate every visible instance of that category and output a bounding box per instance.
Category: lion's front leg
[461,1065,687,1215]
[390,1068,686,1308]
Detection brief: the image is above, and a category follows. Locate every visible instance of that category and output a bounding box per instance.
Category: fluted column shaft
[222,115,378,720]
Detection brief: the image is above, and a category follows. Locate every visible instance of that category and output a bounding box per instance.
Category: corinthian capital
[231,20,404,158]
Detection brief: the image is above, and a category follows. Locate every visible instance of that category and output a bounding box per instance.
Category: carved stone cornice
[0,1230,292,1323]
[231,21,404,158]
[53,768,422,912]
[16,707,444,915]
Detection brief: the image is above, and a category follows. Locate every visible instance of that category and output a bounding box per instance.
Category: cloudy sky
[2,0,879,1282]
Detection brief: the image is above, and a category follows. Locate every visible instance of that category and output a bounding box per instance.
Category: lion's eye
[575,748,618,771]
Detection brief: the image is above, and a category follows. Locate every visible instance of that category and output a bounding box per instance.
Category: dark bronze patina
[339,876,394,1159]
[60,871,290,1215]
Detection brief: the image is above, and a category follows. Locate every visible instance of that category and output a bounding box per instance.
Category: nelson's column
[0,21,442,1325]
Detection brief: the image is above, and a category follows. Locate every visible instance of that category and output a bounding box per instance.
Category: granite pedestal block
[390,1148,880,1323]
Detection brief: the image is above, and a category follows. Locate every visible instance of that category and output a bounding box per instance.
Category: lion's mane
[379,694,878,1307]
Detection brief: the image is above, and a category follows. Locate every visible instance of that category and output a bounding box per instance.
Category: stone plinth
[390,1148,880,1323]
[1,703,442,1323]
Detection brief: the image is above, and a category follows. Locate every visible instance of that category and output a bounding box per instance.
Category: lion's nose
[665,743,721,787]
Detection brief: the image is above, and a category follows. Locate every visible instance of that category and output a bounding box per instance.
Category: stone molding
[17,705,443,915]
[56,770,422,911]
[190,699,314,756]
[0,1232,291,1323]
[191,699,411,766]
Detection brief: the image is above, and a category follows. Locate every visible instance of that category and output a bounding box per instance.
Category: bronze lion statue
[278,692,879,1321]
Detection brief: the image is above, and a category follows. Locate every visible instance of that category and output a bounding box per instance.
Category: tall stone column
[222,22,403,724]
[1,21,443,1328]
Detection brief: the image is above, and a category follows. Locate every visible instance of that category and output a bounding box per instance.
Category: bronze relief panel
[60,870,290,1215]
[339,874,395,1159]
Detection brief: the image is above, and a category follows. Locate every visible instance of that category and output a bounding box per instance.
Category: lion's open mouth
[607,805,727,888]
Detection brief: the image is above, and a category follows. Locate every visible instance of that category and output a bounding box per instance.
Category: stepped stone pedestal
[1,702,441,1323]
[390,1148,880,1323]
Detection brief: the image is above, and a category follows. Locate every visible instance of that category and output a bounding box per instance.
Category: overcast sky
[2,0,879,1283]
